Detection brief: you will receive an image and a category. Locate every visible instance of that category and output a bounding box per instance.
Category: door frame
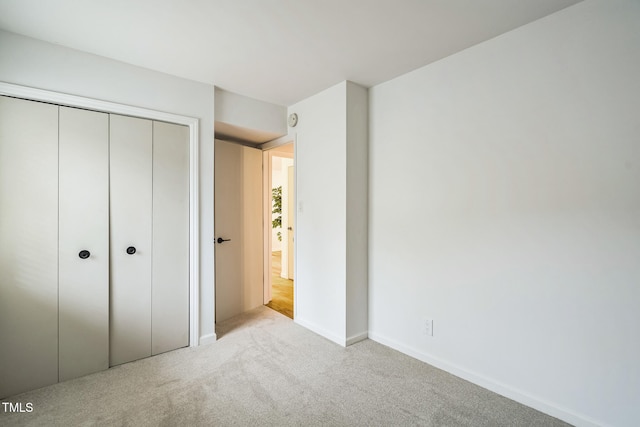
[262,135,296,316]
[0,82,201,347]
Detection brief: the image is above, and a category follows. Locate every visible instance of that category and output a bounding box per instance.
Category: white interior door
[287,165,295,280]
[242,145,264,314]
[279,156,294,280]
[0,96,59,398]
[215,140,242,323]
[152,121,189,355]
[109,114,153,366]
[214,140,263,323]
[58,106,110,381]
[263,150,272,304]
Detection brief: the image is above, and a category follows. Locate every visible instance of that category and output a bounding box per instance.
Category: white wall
[345,83,369,342]
[290,81,368,346]
[0,30,216,342]
[368,1,640,426]
[214,87,286,137]
[291,82,347,343]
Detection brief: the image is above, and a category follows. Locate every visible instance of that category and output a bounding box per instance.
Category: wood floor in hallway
[265,251,293,319]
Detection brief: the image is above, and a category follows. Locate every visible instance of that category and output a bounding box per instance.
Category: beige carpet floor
[0,306,569,426]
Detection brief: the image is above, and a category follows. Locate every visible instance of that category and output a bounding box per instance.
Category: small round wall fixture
[288,113,298,128]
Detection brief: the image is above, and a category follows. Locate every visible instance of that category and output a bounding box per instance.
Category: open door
[286,165,295,279]
[263,143,295,319]
[214,140,263,323]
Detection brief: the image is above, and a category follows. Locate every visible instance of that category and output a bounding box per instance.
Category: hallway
[265,251,293,319]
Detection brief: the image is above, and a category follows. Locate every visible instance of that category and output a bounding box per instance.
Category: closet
[0,96,189,398]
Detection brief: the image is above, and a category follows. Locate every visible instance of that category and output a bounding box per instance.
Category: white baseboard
[198,333,217,346]
[295,317,346,347]
[346,331,368,346]
[368,331,604,427]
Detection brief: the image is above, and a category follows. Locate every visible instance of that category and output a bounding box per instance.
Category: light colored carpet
[0,306,569,426]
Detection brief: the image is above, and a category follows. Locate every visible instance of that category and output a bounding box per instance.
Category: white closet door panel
[58,107,109,381]
[0,96,59,398]
[109,114,152,366]
[151,121,189,355]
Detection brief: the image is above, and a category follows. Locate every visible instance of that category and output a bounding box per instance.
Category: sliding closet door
[152,121,190,355]
[110,114,153,366]
[0,96,59,398]
[58,107,109,381]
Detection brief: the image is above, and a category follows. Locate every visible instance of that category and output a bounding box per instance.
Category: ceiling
[0,0,582,106]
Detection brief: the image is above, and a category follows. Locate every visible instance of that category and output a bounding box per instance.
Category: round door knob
[78,250,90,259]
[126,246,136,255]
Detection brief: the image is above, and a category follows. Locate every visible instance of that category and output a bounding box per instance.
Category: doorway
[214,139,263,324]
[213,136,294,328]
[264,143,294,319]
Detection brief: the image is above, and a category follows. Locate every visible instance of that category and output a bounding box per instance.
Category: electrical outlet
[424,319,433,336]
